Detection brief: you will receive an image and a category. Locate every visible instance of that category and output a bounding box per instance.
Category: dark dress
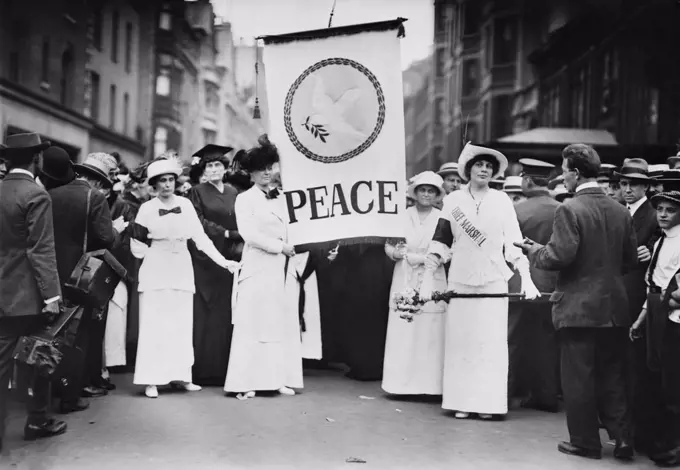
[120,191,145,359]
[188,182,242,385]
[341,243,394,381]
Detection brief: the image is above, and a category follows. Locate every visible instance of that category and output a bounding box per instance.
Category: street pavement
[1,369,654,469]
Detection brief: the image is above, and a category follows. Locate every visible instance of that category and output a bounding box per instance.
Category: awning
[497,127,618,146]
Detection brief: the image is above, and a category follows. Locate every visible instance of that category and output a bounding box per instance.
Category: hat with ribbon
[41,146,75,184]
[651,190,680,208]
[654,169,680,192]
[147,158,182,182]
[406,171,445,200]
[74,152,117,188]
[518,158,555,179]
[490,175,505,190]
[548,174,564,190]
[615,158,650,181]
[597,163,619,183]
[502,176,523,193]
[437,162,459,177]
[457,142,508,181]
[1,133,50,160]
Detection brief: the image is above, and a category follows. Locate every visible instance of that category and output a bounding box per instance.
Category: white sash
[450,204,512,279]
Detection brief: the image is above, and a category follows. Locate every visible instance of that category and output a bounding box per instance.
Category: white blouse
[131,196,228,293]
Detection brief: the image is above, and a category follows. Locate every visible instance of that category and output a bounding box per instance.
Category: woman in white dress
[382,171,448,395]
[224,138,303,400]
[129,158,239,398]
[421,143,539,419]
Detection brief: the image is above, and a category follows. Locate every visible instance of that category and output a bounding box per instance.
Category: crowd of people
[2,131,680,466]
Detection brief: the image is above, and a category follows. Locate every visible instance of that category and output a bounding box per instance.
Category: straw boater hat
[406,171,445,200]
[456,142,508,181]
[489,175,505,190]
[553,183,571,203]
[502,176,523,194]
[146,158,183,182]
[73,152,117,188]
[649,164,669,180]
[615,158,650,181]
[667,151,680,168]
[597,163,618,183]
[437,162,458,177]
[654,169,680,192]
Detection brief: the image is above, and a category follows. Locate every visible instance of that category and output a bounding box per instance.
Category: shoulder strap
[83,188,92,253]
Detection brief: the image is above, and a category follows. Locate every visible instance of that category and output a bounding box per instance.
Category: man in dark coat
[614,158,661,455]
[48,152,117,408]
[508,158,561,412]
[0,133,66,449]
[517,144,637,461]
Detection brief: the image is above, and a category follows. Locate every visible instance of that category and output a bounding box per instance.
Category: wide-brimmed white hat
[457,142,508,181]
[502,176,523,194]
[147,159,182,182]
[553,183,571,202]
[407,171,445,200]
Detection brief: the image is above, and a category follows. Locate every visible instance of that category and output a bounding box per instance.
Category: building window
[110,85,117,129]
[601,49,619,118]
[493,15,518,65]
[154,126,168,157]
[125,23,133,73]
[41,40,50,83]
[483,23,492,71]
[123,93,130,135]
[463,2,481,36]
[159,4,172,31]
[202,129,217,146]
[435,48,446,77]
[111,11,119,63]
[543,83,561,127]
[204,81,219,113]
[60,46,74,107]
[90,71,101,120]
[93,7,103,50]
[570,65,590,128]
[156,69,171,96]
[461,59,478,97]
[492,94,513,139]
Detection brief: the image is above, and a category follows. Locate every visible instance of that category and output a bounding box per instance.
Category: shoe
[93,377,116,391]
[81,386,108,398]
[59,398,90,414]
[454,412,470,419]
[478,413,493,420]
[278,386,295,396]
[652,445,680,467]
[24,418,67,441]
[557,441,602,460]
[613,440,634,461]
[171,382,202,392]
[145,386,158,398]
[236,391,256,400]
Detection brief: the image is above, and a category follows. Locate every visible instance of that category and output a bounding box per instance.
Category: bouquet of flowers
[392,288,423,322]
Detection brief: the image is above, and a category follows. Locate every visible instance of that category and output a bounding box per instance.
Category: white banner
[262,20,407,247]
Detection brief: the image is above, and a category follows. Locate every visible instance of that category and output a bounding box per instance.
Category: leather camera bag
[63,189,128,309]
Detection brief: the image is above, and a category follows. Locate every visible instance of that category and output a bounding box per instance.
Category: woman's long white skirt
[442,280,509,414]
[382,310,445,395]
[104,281,128,368]
[133,290,194,385]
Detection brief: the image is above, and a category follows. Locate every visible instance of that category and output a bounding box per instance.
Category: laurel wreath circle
[283,57,386,164]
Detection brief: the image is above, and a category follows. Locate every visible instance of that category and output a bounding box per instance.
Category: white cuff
[44,296,60,305]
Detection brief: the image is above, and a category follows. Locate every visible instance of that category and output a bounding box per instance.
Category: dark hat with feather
[241,134,280,173]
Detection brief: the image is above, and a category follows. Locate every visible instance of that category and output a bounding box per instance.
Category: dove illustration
[301,76,366,141]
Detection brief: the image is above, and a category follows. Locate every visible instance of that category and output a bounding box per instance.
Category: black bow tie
[159,206,182,216]
[265,188,280,199]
